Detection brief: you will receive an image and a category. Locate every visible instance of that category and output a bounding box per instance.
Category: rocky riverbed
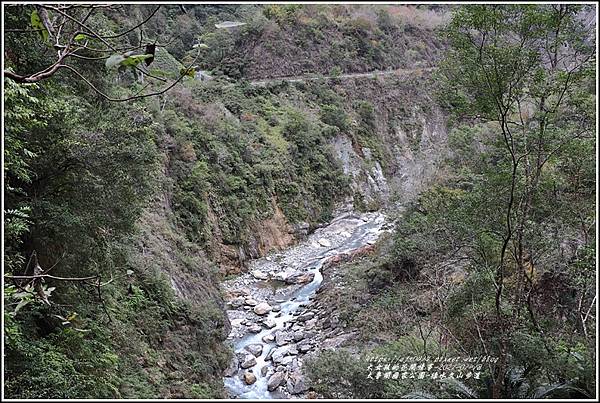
[222,209,392,399]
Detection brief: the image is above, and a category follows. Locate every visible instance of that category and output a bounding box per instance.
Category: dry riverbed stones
[244,371,257,385]
[222,211,389,396]
[253,302,272,315]
[267,371,285,391]
[245,344,263,357]
[240,355,256,369]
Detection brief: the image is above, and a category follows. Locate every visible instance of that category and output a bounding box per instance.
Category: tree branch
[101,6,161,39]
[6,274,99,282]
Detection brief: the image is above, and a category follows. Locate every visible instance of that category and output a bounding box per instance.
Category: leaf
[44,286,56,297]
[30,10,49,43]
[120,54,154,68]
[532,383,590,399]
[401,391,438,399]
[74,33,87,41]
[12,291,31,299]
[23,149,37,158]
[106,53,153,69]
[106,54,126,68]
[180,67,196,78]
[14,299,30,315]
[441,378,478,398]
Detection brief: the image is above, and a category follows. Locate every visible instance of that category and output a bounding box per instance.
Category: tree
[436,4,595,397]
[3,4,207,101]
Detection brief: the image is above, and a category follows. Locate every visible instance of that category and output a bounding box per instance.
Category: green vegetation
[163,80,350,249]
[3,3,595,400]
[195,4,447,79]
[6,4,399,398]
[3,69,232,398]
[307,3,596,400]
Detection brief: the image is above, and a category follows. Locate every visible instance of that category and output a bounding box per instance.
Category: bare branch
[41,5,117,52]
[52,47,202,102]
[100,6,161,39]
[6,274,99,282]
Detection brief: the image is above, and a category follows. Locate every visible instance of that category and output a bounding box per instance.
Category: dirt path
[248,66,435,86]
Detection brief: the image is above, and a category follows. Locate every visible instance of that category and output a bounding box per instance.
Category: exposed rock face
[388,110,447,204]
[209,197,296,275]
[275,331,291,346]
[287,272,315,284]
[230,296,245,307]
[293,330,305,342]
[332,135,389,208]
[297,342,312,353]
[223,357,238,377]
[265,346,276,361]
[287,370,308,394]
[327,75,448,210]
[290,221,310,237]
[273,269,295,283]
[251,270,269,280]
[273,270,316,285]
[249,200,295,257]
[269,347,285,364]
[279,355,295,365]
[271,345,294,364]
[262,333,275,343]
[263,318,277,329]
[318,238,332,247]
[297,311,315,322]
[321,243,377,271]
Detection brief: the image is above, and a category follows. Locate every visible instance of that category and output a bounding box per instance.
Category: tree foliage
[398,4,597,397]
[3,4,212,101]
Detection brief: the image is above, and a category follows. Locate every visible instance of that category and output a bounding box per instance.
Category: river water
[223,210,390,399]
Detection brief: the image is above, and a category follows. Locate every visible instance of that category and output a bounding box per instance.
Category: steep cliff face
[126,66,449,398]
[205,197,296,274]
[200,4,449,80]
[332,133,390,208]
[170,71,448,275]
[120,143,232,398]
[140,4,453,277]
[326,72,448,209]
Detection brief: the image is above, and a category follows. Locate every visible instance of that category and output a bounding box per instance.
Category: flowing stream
[223,210,390,399]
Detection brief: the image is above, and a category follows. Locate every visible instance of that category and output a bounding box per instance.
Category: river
[222,209,391,399]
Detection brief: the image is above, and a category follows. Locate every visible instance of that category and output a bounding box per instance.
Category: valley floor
[221,206,391,398]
